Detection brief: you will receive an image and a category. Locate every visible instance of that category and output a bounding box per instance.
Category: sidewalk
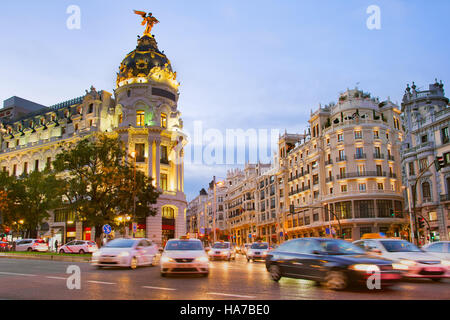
[0,252,91,263]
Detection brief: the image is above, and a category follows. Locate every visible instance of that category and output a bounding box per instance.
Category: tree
[0,170,64,238]
[53,133,160,245]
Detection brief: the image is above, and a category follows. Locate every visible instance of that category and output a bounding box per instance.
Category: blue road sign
[103,224,112,235]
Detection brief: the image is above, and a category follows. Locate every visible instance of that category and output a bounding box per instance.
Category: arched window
[136,110,145,126]
[422,182,431,202]
[162,207,175,219]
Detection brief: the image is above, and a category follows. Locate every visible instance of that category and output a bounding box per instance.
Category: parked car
[160,238,209,276]
[266,238,401,290]
[59,240,98,254]
[208,241,236,261]
[246,241,270,262]
[353,238,450,281]
[92,238,158,269]
[421,241,450,261]
[14,239,48,252]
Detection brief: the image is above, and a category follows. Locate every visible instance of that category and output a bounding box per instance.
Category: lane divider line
[207,292,256,299]
[46,276,67,280]
[0,272,36,277]
[87,280,116,285]
[142,286,177,291]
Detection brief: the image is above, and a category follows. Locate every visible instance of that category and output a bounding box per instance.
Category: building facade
[401,80,450,242]
[0,17,187,246]
[188,88,408,245]
[279,88,406,241]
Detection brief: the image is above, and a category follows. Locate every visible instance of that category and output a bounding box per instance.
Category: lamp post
[130,151,137,238]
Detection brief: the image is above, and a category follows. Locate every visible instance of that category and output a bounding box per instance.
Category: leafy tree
[0,170,64,238]
[53,133,160,245]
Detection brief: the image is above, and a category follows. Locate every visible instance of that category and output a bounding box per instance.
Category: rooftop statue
[134,10,159,36]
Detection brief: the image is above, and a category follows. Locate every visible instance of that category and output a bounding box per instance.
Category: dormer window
[77,107,83,115]
[29,120,33,128]
[40,118,45,126]
[88,104,94,114]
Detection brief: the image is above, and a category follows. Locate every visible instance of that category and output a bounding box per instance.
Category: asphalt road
[0,254,449,300]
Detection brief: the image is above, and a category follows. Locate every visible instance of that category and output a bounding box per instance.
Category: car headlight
[161,256,175,263]
[208,251,214,255]
[349,264,380,272]
[92,251,101,257]
[399,259,416,267]
[195,256,209,263]
[118,251,130,258]
[263,252,268,256]
[441,260,450,267]
[222,251,228,255]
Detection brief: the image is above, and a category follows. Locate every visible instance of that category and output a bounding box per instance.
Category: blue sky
[0,1,449,200]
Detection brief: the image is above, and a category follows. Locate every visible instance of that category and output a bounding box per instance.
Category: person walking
[54,239,58,253]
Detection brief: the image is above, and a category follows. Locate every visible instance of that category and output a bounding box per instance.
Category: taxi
[160,237,209,276]
[246,241,270,262]
[208,241,236,261]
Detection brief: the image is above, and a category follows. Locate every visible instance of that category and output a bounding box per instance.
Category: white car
[242,243,252,255]
[160,238,209,276]
[246,242,270,262]
[208,241,236,261]
[92,238,158,269]
[353,238,450,281]
[14,239,48,252]
[59,240,98,254]
[421,241,450,260]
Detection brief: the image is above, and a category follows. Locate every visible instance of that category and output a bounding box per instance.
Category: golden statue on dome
[134,10,159,36]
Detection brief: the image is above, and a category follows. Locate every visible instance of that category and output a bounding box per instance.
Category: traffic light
[418,217,425,229]
[434,156,445,171]
[389,208,395,217]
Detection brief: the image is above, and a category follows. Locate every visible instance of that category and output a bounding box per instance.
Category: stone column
[155,138,161,189]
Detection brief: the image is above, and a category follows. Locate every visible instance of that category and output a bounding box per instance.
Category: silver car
[421,241,450,260]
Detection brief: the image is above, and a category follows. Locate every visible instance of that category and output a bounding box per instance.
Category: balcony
[160,158,169,165]
[337,171,386,179]
[324,159,333,165]
[354,153,367,159]
[336,156,347,162]
[373,153,384,159]
[325,176,334,183]
[387,155,395,161]
[440,194,450,202]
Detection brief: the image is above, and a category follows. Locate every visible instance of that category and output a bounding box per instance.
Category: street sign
[103,224,112,235]
[325,228,330,235]
[132,222,137,233]
[248,234,252,238]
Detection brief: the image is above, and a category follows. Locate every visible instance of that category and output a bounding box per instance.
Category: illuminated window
[118,114,123,124]
[377,183,384,190]
[23,162,28,175]
[136,111,145,126]
[161,113,167,128]
[160,173,168,191]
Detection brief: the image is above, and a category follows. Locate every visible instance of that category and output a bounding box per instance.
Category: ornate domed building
[0,12,187,245]
[114,17,187,245]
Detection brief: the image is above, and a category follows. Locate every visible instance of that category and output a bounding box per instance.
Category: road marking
[87,280,116,285]
[207,292,256,299]
[0,272,36,277]
[46,276,67,280]
[142,286,177,291]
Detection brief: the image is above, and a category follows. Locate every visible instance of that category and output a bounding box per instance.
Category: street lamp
[129,151,137,237]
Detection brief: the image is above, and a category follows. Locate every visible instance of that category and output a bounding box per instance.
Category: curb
[0,253,91,263]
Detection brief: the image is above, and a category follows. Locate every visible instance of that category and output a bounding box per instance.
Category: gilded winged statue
[134,10,159,36]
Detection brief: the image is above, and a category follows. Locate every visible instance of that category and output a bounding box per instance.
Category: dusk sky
[0,1,449,200]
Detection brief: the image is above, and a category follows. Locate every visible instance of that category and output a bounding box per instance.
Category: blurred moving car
[242,243,252,255]
[208,241,236,261]
[421,241,450,260]
[353,238,450,281]
[246,241,270,262]
[266,238,401,290]
[92,238,158,269]
[14,239,48,252]
[59,240,98,254]
[160,238,209,276]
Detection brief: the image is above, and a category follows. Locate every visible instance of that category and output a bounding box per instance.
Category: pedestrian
[54,239,58,253]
